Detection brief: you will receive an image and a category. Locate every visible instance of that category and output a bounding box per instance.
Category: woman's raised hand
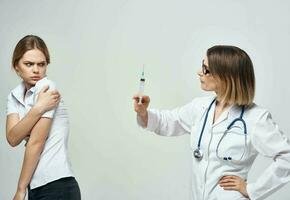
[132,95,150,127]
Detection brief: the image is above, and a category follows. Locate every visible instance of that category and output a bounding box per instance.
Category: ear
[14,65,21,76]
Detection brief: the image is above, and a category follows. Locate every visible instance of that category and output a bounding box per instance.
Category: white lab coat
[137,96,290,200]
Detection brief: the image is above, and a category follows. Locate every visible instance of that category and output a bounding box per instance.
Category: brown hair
[207,45,255,106]
[12,35,50,68]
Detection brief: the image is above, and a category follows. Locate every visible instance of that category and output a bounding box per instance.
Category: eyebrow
[23,61,46,64]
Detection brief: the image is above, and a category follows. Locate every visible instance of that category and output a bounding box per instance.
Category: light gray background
[1,0,290,199]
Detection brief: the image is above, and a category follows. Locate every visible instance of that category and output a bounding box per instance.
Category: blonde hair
[207,45,255,106]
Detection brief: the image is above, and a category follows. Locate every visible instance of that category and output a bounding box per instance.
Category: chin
[200,85,207,90]
[201,86,213,91]
[28,80,37,86]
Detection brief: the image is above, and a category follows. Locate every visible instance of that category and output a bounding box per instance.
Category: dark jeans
[28,177,81,200]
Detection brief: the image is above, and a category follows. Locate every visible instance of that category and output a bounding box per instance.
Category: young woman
[6,35,81,200]
[133,45,290,200]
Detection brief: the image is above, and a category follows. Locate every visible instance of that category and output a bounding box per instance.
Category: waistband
[28,176,76,191]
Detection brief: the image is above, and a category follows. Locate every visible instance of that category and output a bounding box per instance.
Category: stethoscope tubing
[194,98,248,162]
[197,99,216,150]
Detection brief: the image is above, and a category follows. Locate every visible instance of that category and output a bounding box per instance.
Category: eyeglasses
[202,60,210,75]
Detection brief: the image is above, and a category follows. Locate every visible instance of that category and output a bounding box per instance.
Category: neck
[23,82,34,100]
[24,83,33,91]
[215,95,231,110]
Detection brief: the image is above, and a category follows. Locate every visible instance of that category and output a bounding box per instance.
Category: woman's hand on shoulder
[34,85,60,114]
[219,175,249,198]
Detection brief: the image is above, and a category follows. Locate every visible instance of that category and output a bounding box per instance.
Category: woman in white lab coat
[133,45,290,200]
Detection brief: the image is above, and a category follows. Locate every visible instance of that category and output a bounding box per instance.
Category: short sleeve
[6,93,18,115]
[34,78,57,119]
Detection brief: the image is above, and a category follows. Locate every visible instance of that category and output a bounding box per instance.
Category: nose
[197,69,203,77]
[32,64,39,73]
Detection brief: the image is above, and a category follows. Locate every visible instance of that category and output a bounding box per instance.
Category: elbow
[6,135,19,147]
[9,141,18,147]
[6,129,22,147]
[8,141,18,147]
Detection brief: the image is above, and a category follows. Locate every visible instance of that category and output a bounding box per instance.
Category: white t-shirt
[6,77,74,189]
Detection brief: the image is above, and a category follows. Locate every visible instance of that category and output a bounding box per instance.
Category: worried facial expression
[15,49,48,90]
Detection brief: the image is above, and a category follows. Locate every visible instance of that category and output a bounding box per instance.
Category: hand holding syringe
[133,65,150,127]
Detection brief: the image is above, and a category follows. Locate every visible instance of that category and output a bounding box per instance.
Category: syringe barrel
[139,80,145,95]
[138,80,145,104]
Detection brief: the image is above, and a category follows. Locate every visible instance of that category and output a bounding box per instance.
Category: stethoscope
[193,98,248,162]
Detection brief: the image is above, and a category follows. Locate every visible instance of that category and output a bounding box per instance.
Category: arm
[133,95,196,136]
[219,112,290,200]
[219,111,290,199]
[245,111,290,200]
[6,107,45,147]
[6,86,60,147]
[13,117,52,200]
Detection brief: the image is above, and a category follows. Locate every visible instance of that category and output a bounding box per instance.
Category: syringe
[138,65,145,104]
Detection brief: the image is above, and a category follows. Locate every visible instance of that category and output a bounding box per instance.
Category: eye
[38,62,46,67]
[24,62,33,67]
[202,64,210,75]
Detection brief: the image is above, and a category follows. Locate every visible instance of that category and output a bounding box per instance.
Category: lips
[31,76,41,81]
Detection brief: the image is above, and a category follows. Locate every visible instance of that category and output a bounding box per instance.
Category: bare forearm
[16,118,52,191]
[7,106,44,146]
[17,142,44,191]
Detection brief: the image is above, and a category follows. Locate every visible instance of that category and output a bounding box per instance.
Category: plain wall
[1,0,290,199]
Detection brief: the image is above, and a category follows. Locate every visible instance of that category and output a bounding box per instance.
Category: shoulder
[35,77,56,88]
[6,92,17,104]
[245,103,270,122]
[34,77,56,93]
[7,82,25,104]
[6,91,19,115]
[7,92,13,100]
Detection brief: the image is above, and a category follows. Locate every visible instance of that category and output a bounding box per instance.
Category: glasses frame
[202,60,210,75]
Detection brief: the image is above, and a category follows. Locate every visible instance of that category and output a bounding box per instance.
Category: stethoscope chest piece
[193,148,203,160]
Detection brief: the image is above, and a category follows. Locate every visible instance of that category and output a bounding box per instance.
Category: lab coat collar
[212,102,236,128]
[197,96,243,128]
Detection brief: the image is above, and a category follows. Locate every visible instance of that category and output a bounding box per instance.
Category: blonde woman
[6,35,81,200]
[133,45,290,200]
